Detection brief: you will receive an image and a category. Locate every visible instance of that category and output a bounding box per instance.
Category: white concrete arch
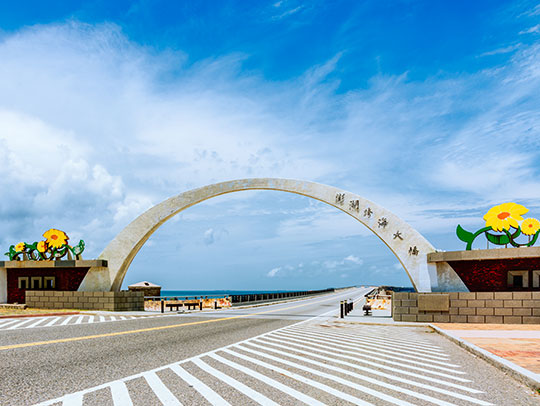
[80,178,467,292]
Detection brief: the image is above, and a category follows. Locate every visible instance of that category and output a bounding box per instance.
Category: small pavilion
[128,281,161,297]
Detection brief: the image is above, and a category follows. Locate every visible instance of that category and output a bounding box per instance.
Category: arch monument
[78,178,467,293]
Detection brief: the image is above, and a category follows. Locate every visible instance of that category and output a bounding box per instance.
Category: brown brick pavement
[434,323,540,375]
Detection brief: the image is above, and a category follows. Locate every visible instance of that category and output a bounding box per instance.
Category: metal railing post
[340,301,344,318]
[161,299,164,313]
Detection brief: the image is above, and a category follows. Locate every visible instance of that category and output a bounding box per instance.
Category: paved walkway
[433,323,540,376]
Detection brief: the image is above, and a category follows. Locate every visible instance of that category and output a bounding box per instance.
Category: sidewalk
[432,323,540,390]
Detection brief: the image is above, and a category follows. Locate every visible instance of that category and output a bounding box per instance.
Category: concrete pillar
[0,267,6,303]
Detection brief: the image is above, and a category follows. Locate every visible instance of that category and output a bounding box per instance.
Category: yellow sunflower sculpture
[37,240,48,253]
[521,218,540,236]
[483,202,528,232]
[15,242,25,252]
[43,229,69,249]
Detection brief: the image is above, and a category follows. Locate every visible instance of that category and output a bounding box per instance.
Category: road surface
[0,287,538,405]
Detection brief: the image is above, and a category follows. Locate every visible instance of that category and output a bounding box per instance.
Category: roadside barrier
[340,300,354,318]
[230,288,335,305]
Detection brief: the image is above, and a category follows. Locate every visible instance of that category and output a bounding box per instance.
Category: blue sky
[0,1,539,290]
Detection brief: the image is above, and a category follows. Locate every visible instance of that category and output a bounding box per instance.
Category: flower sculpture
[4,229,85,261]
[457,202,540,250]
[522,218,540,236]
[43,229,69,249]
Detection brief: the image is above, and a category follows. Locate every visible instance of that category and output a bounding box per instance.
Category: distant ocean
[161,289,298,299]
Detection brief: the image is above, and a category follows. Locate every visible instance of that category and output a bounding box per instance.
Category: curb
[336,320,431,327]
[0,311,80,319]
[429,324,540,392]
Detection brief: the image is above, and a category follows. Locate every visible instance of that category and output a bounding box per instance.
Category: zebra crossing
[35,320,494,406]
[0,313,167,331]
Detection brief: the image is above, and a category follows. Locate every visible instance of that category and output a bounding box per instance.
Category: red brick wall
[449,258,540,291]
[7,267,89,303]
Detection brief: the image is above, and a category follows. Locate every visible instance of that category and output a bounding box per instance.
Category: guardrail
[230,288,335,305]
[145,295,229,301]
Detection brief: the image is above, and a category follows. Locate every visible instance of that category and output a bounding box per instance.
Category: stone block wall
[25,291,144,311]
[393,291,540,324]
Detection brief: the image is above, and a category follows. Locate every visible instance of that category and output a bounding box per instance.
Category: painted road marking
[6,318,35,329]
[260,333,471,382]
[257,335,475,390]
[144,371,182,405]
[170,364,231,406]
[61,392,83,405]
[304,325,449,355]
[321,327,447,352]
[109,381,133,406]
[0,314,163,332]
[43,316,61,327]
[241,341,487,403]
[233,344,452,406]
[279,328,459,367]
[272,329,466,374]
[24,317,48,329]
[33,318,493,406]
[192,358,279,406]
[0,319,22,328]
[226,343,393,406]
[0,318,21,327]
[60,315,76,326]
[0,290,361,351]
[287,325,451,359]
[208,352,326,406]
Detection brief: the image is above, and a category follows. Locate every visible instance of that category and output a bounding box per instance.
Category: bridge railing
[229,288,335,305]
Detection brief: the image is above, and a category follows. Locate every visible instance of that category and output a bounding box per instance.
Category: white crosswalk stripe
[33,320,495,406]
[170,364,231,406]
[191,358,279,406]
[144,371,182,405]
[255,336,476,390]
[274,328,459,367]
[207,352,326,406]
[260,333,470,381]
[0,314,166,331]
[6,318,35,329]
[109,381,133,406]
[286,326,452,360]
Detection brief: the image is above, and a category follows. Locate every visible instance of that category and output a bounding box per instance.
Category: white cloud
[267,267,281,277]
[0,22,338,254]
[203,228,216,245]
[520,24,540,34]
[1,20,540,288]
[203,228,229,245]
[479,44,521,56]
[324,255,364,270]
[344,255,362,264]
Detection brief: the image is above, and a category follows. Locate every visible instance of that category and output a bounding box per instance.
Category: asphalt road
[1,287,539,405]
[0,287,369,405]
